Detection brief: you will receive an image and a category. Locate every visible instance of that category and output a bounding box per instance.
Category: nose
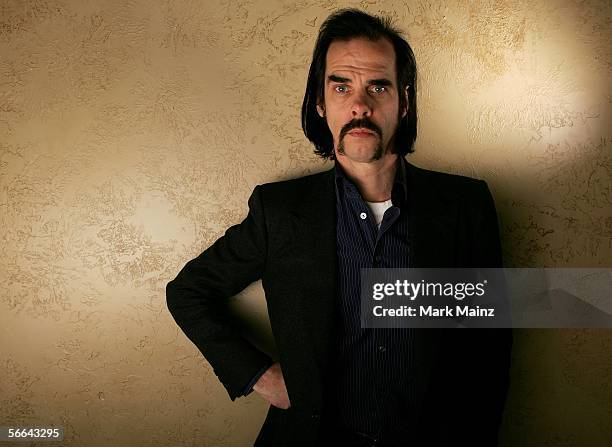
[351,91,372,118]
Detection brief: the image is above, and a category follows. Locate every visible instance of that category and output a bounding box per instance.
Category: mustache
[339,118,382,140]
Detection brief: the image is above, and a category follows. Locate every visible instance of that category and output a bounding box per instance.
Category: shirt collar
[334,155,409,207]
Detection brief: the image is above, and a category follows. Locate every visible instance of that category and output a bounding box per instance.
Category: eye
[334,85,349,93]
[370,85,387,94]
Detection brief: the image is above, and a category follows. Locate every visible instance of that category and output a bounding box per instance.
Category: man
[167,9,512,447]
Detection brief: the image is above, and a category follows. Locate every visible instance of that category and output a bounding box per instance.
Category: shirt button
[378,345,386,352]
[360,212,367,220]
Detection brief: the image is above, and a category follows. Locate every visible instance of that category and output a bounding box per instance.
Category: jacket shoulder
[256,168,333,206]
[408,162,483,186]
[407,162,487,200]
[259,168,332,190]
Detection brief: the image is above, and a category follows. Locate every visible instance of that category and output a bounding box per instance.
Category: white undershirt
[365,199,393,229]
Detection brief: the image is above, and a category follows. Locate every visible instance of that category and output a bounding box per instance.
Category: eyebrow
[327,74,393,86]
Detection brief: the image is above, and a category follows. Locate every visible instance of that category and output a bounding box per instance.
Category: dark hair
[301,9,418,159]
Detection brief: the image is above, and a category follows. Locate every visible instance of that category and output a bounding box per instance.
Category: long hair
[301,9,418,159]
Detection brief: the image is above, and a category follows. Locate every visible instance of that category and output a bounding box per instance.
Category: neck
[336,152,398,202]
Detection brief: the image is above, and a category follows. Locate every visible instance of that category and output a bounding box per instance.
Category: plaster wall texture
[1,0,610,446]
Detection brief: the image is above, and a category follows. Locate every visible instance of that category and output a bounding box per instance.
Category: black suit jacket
[166,161,512,447]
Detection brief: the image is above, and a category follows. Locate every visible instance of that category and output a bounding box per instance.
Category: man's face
[317,37,407,163]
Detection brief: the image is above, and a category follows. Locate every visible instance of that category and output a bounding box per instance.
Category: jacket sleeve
[166,185,274,401]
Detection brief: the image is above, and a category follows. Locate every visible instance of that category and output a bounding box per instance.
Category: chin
[339,150,375,162]
[341,144,385,162]
[340,143,374,155]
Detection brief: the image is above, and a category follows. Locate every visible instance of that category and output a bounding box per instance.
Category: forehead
[325,37,396,79]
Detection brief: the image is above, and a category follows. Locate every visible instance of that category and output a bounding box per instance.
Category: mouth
[348,129,376,137]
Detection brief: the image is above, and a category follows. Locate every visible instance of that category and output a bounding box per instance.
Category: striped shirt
[327,156,415,442]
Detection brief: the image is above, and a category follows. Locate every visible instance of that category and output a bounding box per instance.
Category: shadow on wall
[496,146,612,446]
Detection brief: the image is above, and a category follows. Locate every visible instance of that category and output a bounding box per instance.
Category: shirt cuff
[243,362,274,396]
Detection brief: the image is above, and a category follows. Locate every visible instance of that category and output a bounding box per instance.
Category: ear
[401,85,409,119]
[316,102,325,118]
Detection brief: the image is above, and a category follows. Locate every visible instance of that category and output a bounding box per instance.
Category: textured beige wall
[1,0,610,446]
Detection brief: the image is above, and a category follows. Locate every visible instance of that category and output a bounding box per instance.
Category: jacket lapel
[278,169,338,410]
[405,161,457,402]
[291,169,338,359]
[406,161,457,268]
